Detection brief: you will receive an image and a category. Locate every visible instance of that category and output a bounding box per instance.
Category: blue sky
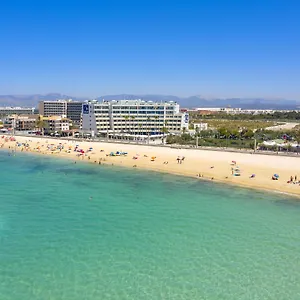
[1,0,299,99]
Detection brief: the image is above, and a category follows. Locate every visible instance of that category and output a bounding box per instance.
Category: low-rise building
[2,114,39,131]
[193,123,208,131]
[195,107,242,114]
[0,106,35,116]
[15,115,39,131]
[42,115,72,133]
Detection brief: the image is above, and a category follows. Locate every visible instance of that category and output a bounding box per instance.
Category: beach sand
[1,135,300,197]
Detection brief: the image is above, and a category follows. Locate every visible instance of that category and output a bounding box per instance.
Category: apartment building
[42,116,72,133]
[2,114,37,130]
[38,99,83,126]
[15,115,39,131]
[81,99,189,136]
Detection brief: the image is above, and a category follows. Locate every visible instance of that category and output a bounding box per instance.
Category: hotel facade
[38,100,83,126]
[81,100,189,136]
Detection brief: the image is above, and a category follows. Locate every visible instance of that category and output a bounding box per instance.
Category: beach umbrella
[274,174,279,178]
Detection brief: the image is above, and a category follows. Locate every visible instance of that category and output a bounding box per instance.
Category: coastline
[1,135,300,198]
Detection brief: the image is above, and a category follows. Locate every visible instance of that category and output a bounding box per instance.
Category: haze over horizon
[1,0,299,100]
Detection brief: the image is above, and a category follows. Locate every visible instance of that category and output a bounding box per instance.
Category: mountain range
[0,93,299,110]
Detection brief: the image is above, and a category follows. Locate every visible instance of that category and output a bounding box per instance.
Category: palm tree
[123,115,130,139]
[147,116,151,144]
[130,116,135,135]
[161,126,169,144]
[154,115,159,135]
[294,129,300,154]
[36,115,47,136]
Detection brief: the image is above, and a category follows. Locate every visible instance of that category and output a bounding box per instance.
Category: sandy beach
[1,135,300,197]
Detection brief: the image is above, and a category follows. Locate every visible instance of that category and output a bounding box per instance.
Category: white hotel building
[81,100,189,136]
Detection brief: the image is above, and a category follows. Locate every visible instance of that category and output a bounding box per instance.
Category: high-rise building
[38,99,83,126]
[38,100,67,116]
[66,101,83,126]
[81,99,189,136]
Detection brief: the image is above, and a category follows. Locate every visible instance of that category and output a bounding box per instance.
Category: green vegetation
[189,111,300,121]
[166,127,300,150]
[203,119,276,131]
[35,115,48,136]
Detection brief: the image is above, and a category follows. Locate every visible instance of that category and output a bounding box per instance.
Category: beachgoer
[290,176,293,182]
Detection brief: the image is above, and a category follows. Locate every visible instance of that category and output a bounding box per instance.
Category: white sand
[2,135,300,197]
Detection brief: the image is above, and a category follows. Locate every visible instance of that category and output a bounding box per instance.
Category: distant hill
[0,93,82,107]
[99,95,300,110]
[0,93,299,110]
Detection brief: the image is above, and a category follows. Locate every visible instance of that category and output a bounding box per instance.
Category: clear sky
[1,0,299,99]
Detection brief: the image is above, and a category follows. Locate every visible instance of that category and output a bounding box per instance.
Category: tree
[243,129,254,139]
[294,129,300,154]
[36,115,47,136]
[138,124,143,135]
[130,116,135,134]
[154,115,159,135]
[218,127,229,138]
[161,126,169,144]
[123,115,130,135]
[147,116,151,139]
[294,129,300,144]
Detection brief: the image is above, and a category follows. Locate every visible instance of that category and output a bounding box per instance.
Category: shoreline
[1,135,300,198]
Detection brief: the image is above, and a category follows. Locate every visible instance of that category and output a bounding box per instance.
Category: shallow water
[1,151,300,299]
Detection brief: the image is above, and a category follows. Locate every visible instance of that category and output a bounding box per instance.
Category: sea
[0,150,300,300]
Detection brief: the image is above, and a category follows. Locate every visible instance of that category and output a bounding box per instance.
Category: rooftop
[0,106,34,109]
[88,99,179,105]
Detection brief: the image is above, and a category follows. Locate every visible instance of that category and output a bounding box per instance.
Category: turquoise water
[1,151,300,299]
